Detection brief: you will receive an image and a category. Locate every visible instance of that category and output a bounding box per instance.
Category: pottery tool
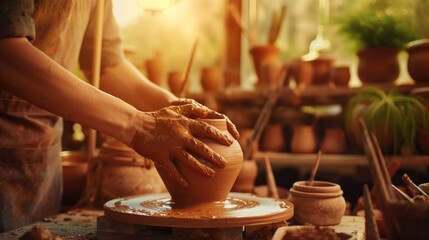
[308,150,322,186]
[82,0,105,207]
[264,156,279,199]
[363,184,381,240]
[391,184,414,203]
[178,39,198,98]
[402,173,429,200]
[243,66,288,160]
[359,118,399,240]
[268,5,287,45]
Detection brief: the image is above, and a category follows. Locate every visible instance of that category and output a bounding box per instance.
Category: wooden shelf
[254,151,429,168]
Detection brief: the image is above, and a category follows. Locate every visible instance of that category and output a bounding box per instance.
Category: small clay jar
[332,66,350,87]
[200,67,224,92]
[290,124,317,153]
[309,57,334,85]
[288,181,346,226]
[357,47,400,84]
[155,119,244,205]
[260,124,286,152]
[167,71,184,96]
[231,159,258,193]
[145,55,165,86]
[320,128,348,154]
[249,45,281,85]
[407,39,429,83]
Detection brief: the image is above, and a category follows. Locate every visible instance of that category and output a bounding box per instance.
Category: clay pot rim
[290,188,343,198]
[407,39,429,52]
[357,47,400,57]
[292,180,342,194]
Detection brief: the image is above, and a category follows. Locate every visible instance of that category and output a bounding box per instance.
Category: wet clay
[104,192,294,228]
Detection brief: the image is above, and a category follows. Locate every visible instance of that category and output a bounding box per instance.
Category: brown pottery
[290,124,317,153]
[332,66,351,87]
[200,67,224,92]
[145,54,165,86]
[249,45,281,85]
[61,151,88,206]
[308,57,334,85]
[260,124,286,152]
[231,159,258,193]
[407,39,429,83]
[167,71,184,96]
[357,47,400,84]
[320,128,348,154]
[155,119,244,205]
[288,180,346,226]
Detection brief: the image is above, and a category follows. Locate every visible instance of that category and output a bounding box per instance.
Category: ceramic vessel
[260,124,286,152]
[292,60,314,89]
[332,66,351,87]
[249,45,280,85]
[290,124,317,153]
[309,57,334,85]
[288,180,346,226]
[145,55,165,86]
[61,151,88,206]
[155,119,244,205]
[167,71,184,96]
[231,159,258,193]
[407,39,429,83]
[320,128,348,154]
[97,140,166,203]
[200,67,224,92]
[357,47,400,84]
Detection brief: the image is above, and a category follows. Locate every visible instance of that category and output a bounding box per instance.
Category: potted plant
[345,87,429,155]
[337,11,418,84]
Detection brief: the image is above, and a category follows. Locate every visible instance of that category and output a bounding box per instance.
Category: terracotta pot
[292,60,313,89]
[260,60,285,87]
[97,140,166,203]
[155,119,244,205]
[145,55,165,86]
[407,39,429,83]
[231,159,258,193]
[320,128,348,154]
[167,71,184,96]
[290,124,317,153]
[61,151,88,206]
[249,45,281,85]
[260,124,286,152]
[288,180,346,226]
[332,66,351,87]
[309,57,334,85]
[357,47,400,84]
[200,67,224,92]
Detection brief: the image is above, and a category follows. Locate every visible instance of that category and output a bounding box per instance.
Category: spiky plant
[345,87,429,154]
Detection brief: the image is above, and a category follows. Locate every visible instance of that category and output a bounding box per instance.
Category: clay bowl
[61,151,88,206]
[155,118,244,207]
[407,39,429,83]
[288,180,346,226]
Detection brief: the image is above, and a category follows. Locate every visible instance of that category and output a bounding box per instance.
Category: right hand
[130,103,234,188]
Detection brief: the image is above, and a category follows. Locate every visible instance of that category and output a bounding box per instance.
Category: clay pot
[320,128,348,154]
[260,124,286,152]
[332,66,351,87]
[167,71,184,96]
[309,57,334,85]
[231,159,258,193]
[249,45,281,85]
[97,140,166,203]
[261,60,285,87]
[290,124,317,153]
[292,60,314,89]
[61,151,88,206]
[288,181,346,226]
[145,55,165,86]
[407,39,429,83]
[155,119,244,205]
[357,47,400,84]
[200,67,224,92]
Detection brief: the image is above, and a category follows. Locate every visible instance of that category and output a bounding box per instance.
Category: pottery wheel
[103,192,294,228]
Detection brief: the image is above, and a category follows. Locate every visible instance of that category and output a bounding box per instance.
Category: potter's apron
[0,91,62,232]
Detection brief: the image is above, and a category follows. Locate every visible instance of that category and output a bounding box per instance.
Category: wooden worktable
[0,209,364,240]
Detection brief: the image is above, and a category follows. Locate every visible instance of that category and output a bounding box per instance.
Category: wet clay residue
[19,225,62,240]
[133,196,260,219]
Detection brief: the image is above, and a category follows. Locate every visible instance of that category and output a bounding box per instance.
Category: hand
[130,103,235,188]
[170,98,240,140]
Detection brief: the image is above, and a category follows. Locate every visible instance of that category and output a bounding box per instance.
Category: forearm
[98,59,177,111]
[0,37,137,145]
